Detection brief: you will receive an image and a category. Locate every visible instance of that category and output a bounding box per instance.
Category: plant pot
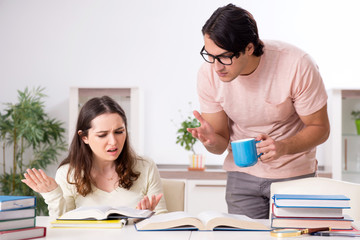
[356,119,360,135]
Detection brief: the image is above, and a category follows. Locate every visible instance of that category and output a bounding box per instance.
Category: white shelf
[69,87,144,155]
[329,88,360,183]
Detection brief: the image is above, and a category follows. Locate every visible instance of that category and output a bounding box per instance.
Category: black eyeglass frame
[200,46,239,65]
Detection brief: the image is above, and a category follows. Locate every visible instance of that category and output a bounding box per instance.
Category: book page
[197,211,227,226]
[197,211,269,230]
[58,206,153,220]
[58,206,111,220]
[135,211,204,230]
[108,206,153,218]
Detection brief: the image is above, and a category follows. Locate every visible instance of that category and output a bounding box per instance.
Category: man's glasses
[200,46,239,65]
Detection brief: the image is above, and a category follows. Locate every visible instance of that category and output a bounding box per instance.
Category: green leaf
[0,86,66,215]
[175,114,200,154]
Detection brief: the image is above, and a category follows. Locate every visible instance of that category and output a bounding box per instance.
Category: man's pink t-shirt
[197,40,327,179]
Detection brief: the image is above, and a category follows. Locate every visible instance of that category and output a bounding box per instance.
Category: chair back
[270,177,360,221]
[161,178,185,212]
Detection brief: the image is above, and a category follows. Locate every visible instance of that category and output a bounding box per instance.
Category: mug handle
[255,140,263,159]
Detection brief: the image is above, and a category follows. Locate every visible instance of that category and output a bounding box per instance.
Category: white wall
[1,0,360,172]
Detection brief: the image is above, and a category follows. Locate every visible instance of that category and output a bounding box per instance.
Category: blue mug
[231,138,262,167]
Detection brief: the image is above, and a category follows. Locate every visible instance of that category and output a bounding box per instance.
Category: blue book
[0,196,36,211]
[273,194,350,208]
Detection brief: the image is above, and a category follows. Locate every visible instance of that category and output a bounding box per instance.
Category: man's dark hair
[202,4,264,56]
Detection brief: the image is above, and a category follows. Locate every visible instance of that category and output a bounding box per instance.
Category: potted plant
[176,115,199,154]
[351,110,360,135]
[175,107,205,170]
[0,87,67,215]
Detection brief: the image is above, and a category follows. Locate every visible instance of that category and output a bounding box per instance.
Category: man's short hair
[202,4,264,56]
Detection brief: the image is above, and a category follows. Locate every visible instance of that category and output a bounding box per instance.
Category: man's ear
[245,43,255,55]
[78,130,89,144]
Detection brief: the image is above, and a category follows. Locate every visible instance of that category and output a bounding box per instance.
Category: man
[188,4,330,219]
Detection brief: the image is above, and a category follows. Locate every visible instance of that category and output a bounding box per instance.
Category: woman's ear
[78,130,89,144]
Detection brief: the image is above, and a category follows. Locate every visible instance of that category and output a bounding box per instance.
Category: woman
[22,96,167,217]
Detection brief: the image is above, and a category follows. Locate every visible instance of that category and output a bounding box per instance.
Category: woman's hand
[21,168,58,193]
[136,193,163,211]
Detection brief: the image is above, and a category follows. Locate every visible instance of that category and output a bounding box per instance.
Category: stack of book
[0,195,46,239]
[51,205,154,228]
[271,194,353,230]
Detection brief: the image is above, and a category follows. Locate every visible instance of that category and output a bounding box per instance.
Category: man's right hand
[187,110,229,154]
[187,110,217,148]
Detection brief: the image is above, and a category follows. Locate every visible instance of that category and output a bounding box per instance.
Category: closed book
[271,214,353,230]
[51,219,125,229]
[0,226,46,240]
[0,196,36,211]
[134,211,270,231]
[0,218,36,231]
[273,194,350,208]
[0,208,36,221]
[57,205,153,220]
[272,204,344,218]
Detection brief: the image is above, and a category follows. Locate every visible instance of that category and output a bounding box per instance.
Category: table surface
[36,216,359,240]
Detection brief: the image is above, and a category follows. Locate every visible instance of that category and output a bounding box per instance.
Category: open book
[58,206,154,220]
[134,211,270,231]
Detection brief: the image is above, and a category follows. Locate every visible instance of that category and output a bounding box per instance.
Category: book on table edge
[271,203,344,218]
[310,227,360,237]
[51,219,126,228]
[0,226,46,240]
[0,208,36,221]
[272,194,350,208]
[134,210,270,231]
[270,214,353,230]
[57,205,154,220]
[0,217,36,231]
[0,196,36,211]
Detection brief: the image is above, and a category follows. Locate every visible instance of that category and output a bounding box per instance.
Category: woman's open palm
[21,168,58,193]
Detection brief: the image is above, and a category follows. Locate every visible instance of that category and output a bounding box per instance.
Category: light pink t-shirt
[197,40,327,179]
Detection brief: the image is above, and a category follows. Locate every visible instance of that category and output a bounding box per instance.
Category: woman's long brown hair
[59,96,140,196]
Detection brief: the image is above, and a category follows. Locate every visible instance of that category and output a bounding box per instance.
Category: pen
[120,218,128,228]
[311,231,359,237]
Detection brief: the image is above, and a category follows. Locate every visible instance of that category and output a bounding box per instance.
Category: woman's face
[81,113,126,163]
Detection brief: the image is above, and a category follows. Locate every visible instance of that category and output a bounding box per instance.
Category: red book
[271,214,353,230]
[0,226,46,240]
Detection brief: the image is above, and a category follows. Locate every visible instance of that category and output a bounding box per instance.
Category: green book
[0,217,36,231]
